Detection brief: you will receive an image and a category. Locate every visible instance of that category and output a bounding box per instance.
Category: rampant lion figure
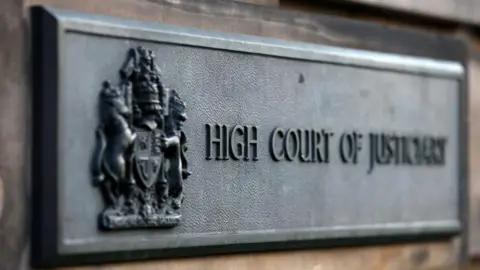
[163,89,191,210]
[91,46,190,230]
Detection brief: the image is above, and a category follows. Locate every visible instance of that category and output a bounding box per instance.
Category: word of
[338,131,363,164]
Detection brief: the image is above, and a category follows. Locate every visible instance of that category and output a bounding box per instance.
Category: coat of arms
[91,46,191,230]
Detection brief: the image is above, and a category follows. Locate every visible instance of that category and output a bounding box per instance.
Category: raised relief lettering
[230,125,245,160]
[211,125,448,173]
[244,125,259,161]
[270,128,332,163]
[284,129,299,161]
[298,129,312,162]
[339,131,362,164]
[206,124,259,161]
[206,123,225,160]
[367,133,448,174]
[270,127,285,161]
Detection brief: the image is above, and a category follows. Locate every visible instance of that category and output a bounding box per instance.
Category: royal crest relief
[91,46,191,230]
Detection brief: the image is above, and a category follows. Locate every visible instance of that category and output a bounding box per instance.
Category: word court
[205,123,448,173]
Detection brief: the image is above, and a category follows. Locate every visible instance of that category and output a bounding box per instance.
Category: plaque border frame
[30,5,469,268]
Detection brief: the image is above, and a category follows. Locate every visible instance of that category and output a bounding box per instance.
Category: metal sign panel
[31,5,466,267]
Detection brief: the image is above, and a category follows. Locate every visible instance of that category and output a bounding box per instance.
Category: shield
[134,128,164,188]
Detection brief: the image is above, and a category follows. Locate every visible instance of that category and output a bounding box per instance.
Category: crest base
[100,211,181,230]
